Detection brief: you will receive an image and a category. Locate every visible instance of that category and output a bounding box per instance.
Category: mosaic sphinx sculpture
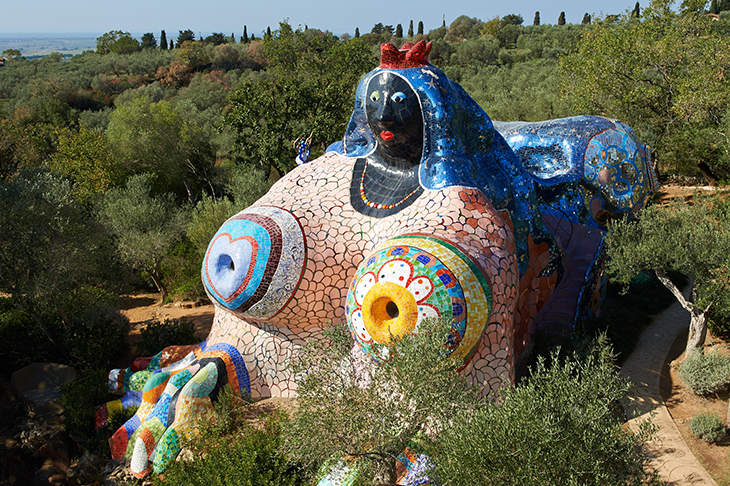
[100,41,657,477]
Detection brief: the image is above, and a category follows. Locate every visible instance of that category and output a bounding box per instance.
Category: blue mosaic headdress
[330,42,540,217]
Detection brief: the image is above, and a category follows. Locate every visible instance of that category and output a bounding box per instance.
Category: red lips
[380,131,394,141]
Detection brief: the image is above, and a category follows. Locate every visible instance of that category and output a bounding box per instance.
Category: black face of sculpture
[366,72,423,161]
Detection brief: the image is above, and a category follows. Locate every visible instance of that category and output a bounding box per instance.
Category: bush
[431,338,656,486]
[705,292,730,336]
[187,195,236,259]
[678,350,730,396]
[225,167,270,211]
[0,298,63,373]
[135,318,201,356]
[64,304,130,371]
[62,369,133,454]
[285,319,477,484]
[154,386,306,486]
[690,413,726,443]
[160,238,207,301]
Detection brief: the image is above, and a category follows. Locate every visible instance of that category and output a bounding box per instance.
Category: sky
[2,0,642,38]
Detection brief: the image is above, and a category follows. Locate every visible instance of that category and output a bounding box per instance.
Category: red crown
[379,40,432,69]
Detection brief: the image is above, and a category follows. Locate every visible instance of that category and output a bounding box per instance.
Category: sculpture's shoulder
[269,152,356,190]
[251,152,357,211]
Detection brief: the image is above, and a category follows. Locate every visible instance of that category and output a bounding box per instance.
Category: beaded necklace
[359,159,421,210]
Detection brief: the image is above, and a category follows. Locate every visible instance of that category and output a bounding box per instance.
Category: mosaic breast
[202,206,307,320]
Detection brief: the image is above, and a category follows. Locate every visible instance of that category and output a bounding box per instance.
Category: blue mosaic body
[495,116,657,228]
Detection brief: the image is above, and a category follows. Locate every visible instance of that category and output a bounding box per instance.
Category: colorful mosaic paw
[106,344,250,477]
[130,362,219,477]
[109,370,172,460]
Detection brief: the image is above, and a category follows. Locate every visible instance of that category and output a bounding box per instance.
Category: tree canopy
[562,0,730,183]
[605,196,730,354]
[97,174,187,301]
[0,169,117,338]
[224,22,375,175]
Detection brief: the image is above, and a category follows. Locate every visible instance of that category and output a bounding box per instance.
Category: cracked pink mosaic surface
[205,152,521,397]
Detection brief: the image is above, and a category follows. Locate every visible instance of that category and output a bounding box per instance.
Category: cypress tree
[355,27,360,38]
[243,25,248,43]
[160,30,168,50]
[582,13,591,24]
[231,33,236,43]
[250,33,256,41]
[266,26,272,39]
[533,11,540,25]
[408,20,414,37]
[169,39,174,49]
[396,23,403,37]
[633,2,641,17]
[417,21,424,35]
[558,11,566,25]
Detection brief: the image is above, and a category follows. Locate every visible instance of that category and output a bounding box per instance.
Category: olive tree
[50,126,120,205]
[605,196,730,356]
[561,0,730,182]
[225,22,374,176]
[0,169,115,341]
[107,96,218,204]
[97,174,187,301]
[284,318,475,486]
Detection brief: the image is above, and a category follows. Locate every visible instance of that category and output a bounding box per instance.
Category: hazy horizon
[2,0,644,41]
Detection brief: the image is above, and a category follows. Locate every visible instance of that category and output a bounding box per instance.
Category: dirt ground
[662,331,730,485]
[653,183,725,204]
[113,292,297,417]
[112,293,215,368]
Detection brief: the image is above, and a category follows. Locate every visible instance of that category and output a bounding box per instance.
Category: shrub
[62,369,133,454]
[154,386,306,486]
[160,238,207,301]
[187,195,236,259]
[690,413,726,443]
[64,304,130,371]
[0,298,63,372]
[285,319,477,485]
[705,293,730,336]
[431,338,656,486]
[135,318,201,357]
[678,350,730,396]
[225,167,270,211]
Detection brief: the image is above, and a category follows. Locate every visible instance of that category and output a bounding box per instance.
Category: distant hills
[0,36,97,57]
